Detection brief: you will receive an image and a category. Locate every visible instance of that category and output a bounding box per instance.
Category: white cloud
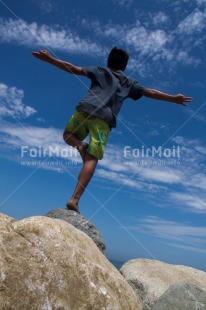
[176,51,200,66]
[111,0,133,8]
[138,167,183,184]
[82,10,205,74]
[151,11,169,26]
[164,242,206,254]
[197,0,206,4]
[126,27,168,56]
[0,18,104,56]
[0,11,205,76]
[170,192,206,212]
[157,0,206,10]
[37,0,57,14]
[187,174,206,191]
[0,83,36,119]
[128,216,206,253]
[96,168,143,190]
[176,135,206,150]
[178,10,206,35]
[95,21,168,57]
[172,136,184,145]
[184,107,206,123]
[0,122,61,148]
[101,134,206,201]
[0,120,81,173]
[195,146,206,154]
[96,166,168,193]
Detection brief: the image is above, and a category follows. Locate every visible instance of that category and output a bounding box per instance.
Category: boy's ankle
[72,194,80,201]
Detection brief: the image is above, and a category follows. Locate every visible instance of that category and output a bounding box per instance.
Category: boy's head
[107,47,129,71]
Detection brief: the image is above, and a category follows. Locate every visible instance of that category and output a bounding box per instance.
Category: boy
[32,47,192,213]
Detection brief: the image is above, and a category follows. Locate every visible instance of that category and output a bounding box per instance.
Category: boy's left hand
[174,94,192,106]
[32,50,51,62]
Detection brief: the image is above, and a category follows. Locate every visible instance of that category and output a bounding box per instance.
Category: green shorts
[65,110,110,160]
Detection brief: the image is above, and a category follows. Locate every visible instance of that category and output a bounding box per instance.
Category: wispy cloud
[164,242,206,254]
[0,4,205,75]
[184,107,206,123]
[138,167,184,184]
[128,216,206,253]
[197,0,206,5]
[151,11,169,26]
[0,120,81,173]
[195,146,206,155]
[177,9,206,35]
[0,18,104,56]
[157,0,206,11]
[170,192,206,213]
[82,6,205,74]
[110,0,133,8]
[35,0,58,14]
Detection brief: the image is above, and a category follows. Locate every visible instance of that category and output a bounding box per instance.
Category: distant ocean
[110,259,125,270]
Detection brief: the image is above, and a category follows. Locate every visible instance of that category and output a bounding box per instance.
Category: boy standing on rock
[32,47,192,213]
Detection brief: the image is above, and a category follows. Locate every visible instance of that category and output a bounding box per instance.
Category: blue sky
[0,0,206,271]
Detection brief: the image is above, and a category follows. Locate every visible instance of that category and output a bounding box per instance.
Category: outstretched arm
[32,50,85,75]
[142,88,192,106]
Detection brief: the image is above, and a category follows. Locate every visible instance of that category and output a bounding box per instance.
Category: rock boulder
[45,208,107,256]
[0,213,142,310]
[152,282,206,310]
[120,258,206,310]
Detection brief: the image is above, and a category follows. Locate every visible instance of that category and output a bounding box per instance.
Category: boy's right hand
[173,94,192,106]
[32,50,51,62]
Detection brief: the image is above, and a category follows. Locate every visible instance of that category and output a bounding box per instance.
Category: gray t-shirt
[76,66,144,128]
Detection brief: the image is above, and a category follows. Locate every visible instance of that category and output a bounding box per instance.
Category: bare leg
[66,152,98,213]
[63,129,88,163]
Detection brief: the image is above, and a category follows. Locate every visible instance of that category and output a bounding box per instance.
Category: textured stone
[45,208,107,256]
[120,259,206,310]
[152,282,206,310]
[0,213,142,310]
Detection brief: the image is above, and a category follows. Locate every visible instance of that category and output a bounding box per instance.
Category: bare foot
[66,197,80,214]
[78,142,89,163]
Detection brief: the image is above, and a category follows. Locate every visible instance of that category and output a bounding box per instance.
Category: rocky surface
[152,282,206,310]
[120,258,206,310]
[45,208,107,256]
[0,213,142,310]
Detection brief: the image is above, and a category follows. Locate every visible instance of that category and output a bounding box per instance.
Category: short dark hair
[107,47,129,71]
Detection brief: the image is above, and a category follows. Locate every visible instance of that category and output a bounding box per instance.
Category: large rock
[45,208,107,256]
[120,258,206,310]
[152,282,206,310]
[0,213,142,310]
